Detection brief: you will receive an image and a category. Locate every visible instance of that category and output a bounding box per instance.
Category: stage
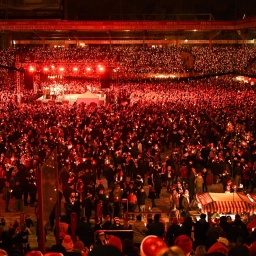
[35,91,106,105]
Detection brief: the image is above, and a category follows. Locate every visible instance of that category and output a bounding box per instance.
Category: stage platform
[35,92,106,105]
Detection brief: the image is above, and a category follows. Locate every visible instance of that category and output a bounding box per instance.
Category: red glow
[73,67,78,72]
[86,67,91,72]
[43,67,49,72]
[59,67,64,72]
[29,66,35,72]
[98,65,105,72]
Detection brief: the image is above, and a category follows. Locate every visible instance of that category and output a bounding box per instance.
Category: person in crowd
[194,172,204,194]
[194,213,210,245]
[75,216,94,249]
[148,185,157,208]
[205,169,214,192]
[187,168,196,201]
[166,217,182,246]
[179,190,190,217]
[101,215,112,230]
[147,214,165,239]
[137,188,147,212]
[2,181,11,212]
[174,234,193,256]
[12,181,24,212]
[132,214,148,249]
[94,231,108,246]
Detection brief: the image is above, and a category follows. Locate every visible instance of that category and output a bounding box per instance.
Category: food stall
[196,192,256,217]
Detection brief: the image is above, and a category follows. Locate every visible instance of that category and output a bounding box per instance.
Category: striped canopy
[196,192,256,215]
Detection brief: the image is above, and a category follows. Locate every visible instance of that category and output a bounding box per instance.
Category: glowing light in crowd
[29,66,35,72]
[153,74,176,79]
[86,67,91,72]
[73,67,78,72]
[43,67,49,72]
[97,64,105,72]
[59,67,64,72]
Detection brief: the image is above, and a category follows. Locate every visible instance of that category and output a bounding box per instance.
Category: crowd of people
[0,45,255,255]
[1,45,256,82]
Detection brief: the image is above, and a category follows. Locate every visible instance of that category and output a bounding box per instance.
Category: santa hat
[108,235,122,252]
[61,235,74,252]
[25,251,43,256]
[140,235,167,256]
[44,253,64,256]
[207,242,228,255]
[174,235,193,254]
[73,240,85,252]
[114,217,120,226]
[0,249,8,256]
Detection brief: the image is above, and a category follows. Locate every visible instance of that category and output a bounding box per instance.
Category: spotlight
[28,66,35,72]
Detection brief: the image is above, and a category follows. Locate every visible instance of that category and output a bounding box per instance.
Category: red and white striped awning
[196,192,256,215]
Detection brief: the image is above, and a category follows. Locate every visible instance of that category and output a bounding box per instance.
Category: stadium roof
[0,0,255,45]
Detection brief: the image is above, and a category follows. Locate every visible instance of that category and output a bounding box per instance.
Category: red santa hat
[25,250,43,256]
[108,235,123,252]
[61,235,74,252]
[174,235,193,254]
[140,235,167,256]
[207,242,228,255]
[0,249,8,256]
[114,217,120,226]
[44,253,64,256]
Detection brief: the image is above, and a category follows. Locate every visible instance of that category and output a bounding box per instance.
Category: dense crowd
[0,45,255,255]
[0,46,256,81]
[0,74,254,255]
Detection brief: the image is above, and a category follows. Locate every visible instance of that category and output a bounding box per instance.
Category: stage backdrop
[76,91,99,105]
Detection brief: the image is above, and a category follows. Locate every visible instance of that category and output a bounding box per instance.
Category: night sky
[0,0,255,21]
[66,0,256,21]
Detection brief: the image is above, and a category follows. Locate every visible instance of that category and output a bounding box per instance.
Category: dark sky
[67,0,256,21]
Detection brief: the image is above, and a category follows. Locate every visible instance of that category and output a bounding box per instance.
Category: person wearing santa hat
[174,234,193,256]
[24,250,43,256]
[140,235,167,256]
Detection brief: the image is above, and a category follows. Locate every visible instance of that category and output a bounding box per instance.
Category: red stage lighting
[28,66,35,72]
[97,65,105,72]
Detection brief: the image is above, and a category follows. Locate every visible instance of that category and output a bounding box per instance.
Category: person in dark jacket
[12,181,24,212]
[148,185,156,208]
[75,216,94,248]
[166,218,182,246]
[147,213,165,239]
[2,181,11,212]
[194,213,210,244]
